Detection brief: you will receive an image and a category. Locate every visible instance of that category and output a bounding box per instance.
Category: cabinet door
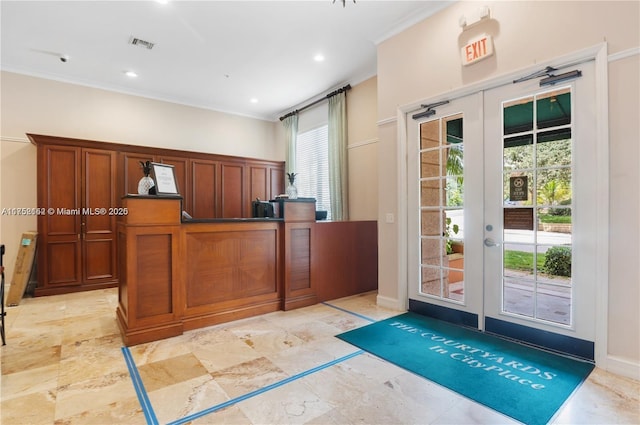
[159,156,189,214]
[37,145,82,287]
[82,149,117,283]
[220,161,245,218]
[191,159,217,218]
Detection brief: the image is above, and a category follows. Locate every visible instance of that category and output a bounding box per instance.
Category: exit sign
[461,34,494,66]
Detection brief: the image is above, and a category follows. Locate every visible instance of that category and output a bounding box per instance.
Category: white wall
[0,71,380,289]
[0,71,283,280]
[376,1,639,378]
[347,76,378,221]
[0,71,282,159]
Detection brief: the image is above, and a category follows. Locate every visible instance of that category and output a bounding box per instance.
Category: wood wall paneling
[248,162,285,214]
[283,221,316,311]
[180,223,282,331]
[159,156,190,214]
[220,162,244,218]
[184,227,278,308]
[30,133,285,297]
[191,159,217,219]
[117,227,128,320]
[135,233,173,318]
[120,151,155,199]
[241,229,278,297]
[122,197,183,226]
[289,228,311,291]
[249,165,268,204]
[270,166,284,199]
[186,232,237,307]
[312,221,378,302]
[281,201,316,222]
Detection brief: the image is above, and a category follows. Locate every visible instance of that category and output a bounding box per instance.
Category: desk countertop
[181,217,284,224]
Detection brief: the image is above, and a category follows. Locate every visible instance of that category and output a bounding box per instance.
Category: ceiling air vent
[129,36,155,50]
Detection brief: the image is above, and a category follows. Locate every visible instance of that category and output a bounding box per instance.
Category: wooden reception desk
[116,196,377,346]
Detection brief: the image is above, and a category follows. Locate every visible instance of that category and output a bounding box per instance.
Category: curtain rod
[279,84,351,121]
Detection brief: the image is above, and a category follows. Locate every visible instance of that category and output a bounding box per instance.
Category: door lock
[484,237,500,247]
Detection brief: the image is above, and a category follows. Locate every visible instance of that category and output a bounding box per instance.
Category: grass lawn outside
[538,214,572,224]
[504,250,546,271]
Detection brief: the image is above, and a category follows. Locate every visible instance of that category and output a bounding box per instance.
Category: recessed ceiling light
[314,54,325,62]
[125,71,138,78]
[250,98,258,104]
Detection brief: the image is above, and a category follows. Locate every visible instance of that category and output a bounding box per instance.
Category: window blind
[296,125,331,220]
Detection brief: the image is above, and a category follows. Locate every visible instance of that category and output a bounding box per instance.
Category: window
[296,124,331,219]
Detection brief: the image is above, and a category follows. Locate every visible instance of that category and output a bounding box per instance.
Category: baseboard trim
[605,355,640,381]
[376,294,405,311]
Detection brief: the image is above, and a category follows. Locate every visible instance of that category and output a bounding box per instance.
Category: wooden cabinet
[29,133,284,296]
[82,149,117,284]
[37,144,81,290]
[35,142,117,296]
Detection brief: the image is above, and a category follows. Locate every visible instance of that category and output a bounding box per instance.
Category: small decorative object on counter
[286,172,298,199]
[138,161,155,195]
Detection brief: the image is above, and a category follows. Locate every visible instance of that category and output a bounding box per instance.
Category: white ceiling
[1,1,451,121]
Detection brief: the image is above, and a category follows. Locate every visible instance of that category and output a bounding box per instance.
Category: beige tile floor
[1,287,639,425]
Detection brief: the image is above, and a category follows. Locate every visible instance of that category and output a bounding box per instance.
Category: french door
[408,60,598,359]
[407,93,484,325]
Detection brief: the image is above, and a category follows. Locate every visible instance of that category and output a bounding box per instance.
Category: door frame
[395,43,609,365]
[405,94,485,328]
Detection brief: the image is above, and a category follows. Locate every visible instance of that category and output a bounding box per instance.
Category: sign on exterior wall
[461,34,494,66]
[509,176,528,201]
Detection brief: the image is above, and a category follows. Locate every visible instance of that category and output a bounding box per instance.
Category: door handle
[484,237,500,247]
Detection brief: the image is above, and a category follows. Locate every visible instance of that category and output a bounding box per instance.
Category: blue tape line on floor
[321,301,377,323]
[121,346,158,425]
[167,350,365,425]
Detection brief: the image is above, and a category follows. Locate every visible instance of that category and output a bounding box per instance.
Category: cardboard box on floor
[6,232,37,306]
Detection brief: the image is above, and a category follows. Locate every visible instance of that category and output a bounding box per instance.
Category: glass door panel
[409,60,597,357]
[501,87,573,326]
[418,115,466,302]
[484,60,597,352]
[408,92,484,325]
